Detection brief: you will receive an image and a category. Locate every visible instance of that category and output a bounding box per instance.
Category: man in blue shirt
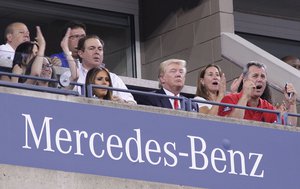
[50,21,86,67]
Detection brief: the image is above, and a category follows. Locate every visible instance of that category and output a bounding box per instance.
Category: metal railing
[282,112,300,126]
[86,84,300,126]
[190,98,282,124]
[87,84,190,111]
[0,71,81,96]
[0,70,299,126]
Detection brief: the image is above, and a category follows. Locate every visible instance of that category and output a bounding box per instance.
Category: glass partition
[0,0,136,77]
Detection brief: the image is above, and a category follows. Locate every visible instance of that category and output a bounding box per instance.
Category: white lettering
[89,132,104,158]
[125,129,145,163]
[211,148,226,173]
[163,142,177,167]
[249,153,264,178]
[73,130,88,156]
[20,114,265,179]
[188,135,208,170]
[107,135,123,160]
[228,150,248,176]
[55,128,72,154]
[22,114,54,152]
[145,140,161,165]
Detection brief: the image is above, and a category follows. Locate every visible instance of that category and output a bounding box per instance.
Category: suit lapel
[156,89,173,109]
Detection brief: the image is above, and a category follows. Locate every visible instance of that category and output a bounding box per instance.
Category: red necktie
[174,98,179,109]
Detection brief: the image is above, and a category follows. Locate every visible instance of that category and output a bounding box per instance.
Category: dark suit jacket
[137,88,198,112]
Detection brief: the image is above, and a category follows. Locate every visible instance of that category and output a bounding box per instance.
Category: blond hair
[158,59,186,87]
[159,59,186,77]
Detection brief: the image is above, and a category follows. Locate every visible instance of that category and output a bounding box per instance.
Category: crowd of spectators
[0,21,298,126]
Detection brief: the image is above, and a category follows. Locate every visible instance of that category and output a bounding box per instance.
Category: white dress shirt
[0,43,15,67]
[194,96,212,109]
[163,88,181,109]
[76,63,136,103]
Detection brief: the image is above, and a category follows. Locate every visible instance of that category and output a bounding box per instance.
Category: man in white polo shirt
[75,34,136,104]
[0,22,30,80]
[0,22,30,63]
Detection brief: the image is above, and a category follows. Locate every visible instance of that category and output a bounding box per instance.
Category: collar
[5,43,15,51]
[78,63,88,75]
[163,88,179,97]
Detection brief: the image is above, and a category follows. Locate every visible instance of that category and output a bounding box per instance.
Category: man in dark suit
[138,59,198,112]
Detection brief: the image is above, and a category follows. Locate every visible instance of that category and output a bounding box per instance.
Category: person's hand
[13,65,23,75]
[242,79,255,100]
[50,57,62,67]
[35,26,45,49]
[11,64,23,83]
[275,101,287,115]
[284,83,297,105]
[230,73,243,93]
[61,28,71,53]
[111,95,125,103]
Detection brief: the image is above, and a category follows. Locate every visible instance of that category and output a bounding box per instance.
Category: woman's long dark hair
[12,41,38,83]
[85,67,112,100]
[195,64,222,100]
[12,41,38,68]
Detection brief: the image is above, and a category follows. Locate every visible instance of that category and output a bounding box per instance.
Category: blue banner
[0,92,299,189]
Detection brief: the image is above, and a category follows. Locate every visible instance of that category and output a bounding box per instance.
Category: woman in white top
[194,64,226,115]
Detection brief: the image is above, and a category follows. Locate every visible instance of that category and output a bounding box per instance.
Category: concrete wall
[0,164,201,189]
[139,0,236,89]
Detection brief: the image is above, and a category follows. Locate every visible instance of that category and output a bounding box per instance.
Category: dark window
[0,0,136,77]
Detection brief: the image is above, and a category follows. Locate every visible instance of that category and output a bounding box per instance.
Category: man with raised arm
[218,61,297,126]
[50,21,86,67]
